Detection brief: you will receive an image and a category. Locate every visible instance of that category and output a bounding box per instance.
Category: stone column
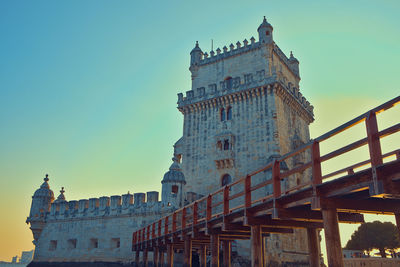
[322,208,344,267]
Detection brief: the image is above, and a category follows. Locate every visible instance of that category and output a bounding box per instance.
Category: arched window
[217,141,222,151]
[225,76,233,90]
[227,106,232,120]
[171,185,178,194]
[221,174,232,187]
[223,139,230,150]
[220,108,225,121]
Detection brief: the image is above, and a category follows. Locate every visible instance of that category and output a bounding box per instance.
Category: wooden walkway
[132,96,400,267]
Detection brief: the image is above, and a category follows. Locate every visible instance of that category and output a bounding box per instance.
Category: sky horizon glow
[0,0,399,262]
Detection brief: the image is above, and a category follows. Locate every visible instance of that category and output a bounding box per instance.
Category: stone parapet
[45,191,174,222]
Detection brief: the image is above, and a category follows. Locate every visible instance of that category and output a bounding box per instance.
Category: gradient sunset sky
[0,0,399,262]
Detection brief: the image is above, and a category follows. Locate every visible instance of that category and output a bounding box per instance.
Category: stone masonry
[26,17,317,266]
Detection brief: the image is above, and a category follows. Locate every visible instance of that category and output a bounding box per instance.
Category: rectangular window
[67,239,77,249]
[49,240,57,251]
[111,238,120,249]
[244,74,253,84]
[90,238,98,249]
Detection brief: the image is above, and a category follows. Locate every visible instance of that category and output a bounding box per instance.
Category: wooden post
[272,160,281,198]
[322,208,343,267]
[135,250,140,267]
[199,245,207,267]
[159,249,165,267]
[366,111,384,195]
[245,175,251,208]
[395,213,400,240]
[251,225,263,267]
[154,247,159,267]
[143,249,148,267]
[223,186,230,215]
[167,244,174,267]
[222,240,231,267]
[307,228,320,267]
[184,236,192,267]
[311,141,322,186]
[211,234,220,267]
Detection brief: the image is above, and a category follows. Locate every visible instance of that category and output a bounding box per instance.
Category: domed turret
[190,41,203,66]
[258,16,273,44]
[29,174,54,219]
[161,156,186,207]
[27,174,55,244]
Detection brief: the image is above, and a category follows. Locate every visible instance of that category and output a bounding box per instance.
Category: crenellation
[78,199,88,213]
[121,193,133,208]
[133,193,145,206]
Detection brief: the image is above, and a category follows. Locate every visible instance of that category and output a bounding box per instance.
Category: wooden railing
[133,96,400,247]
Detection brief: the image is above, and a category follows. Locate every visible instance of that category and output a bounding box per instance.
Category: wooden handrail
[132,96,400,247]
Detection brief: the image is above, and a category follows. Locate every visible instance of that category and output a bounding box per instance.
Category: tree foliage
[345,221,400,257]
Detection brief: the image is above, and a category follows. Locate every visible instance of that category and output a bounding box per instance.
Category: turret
[26,174,54,244]
[161,156,186,207]
[258,16,273,44]
[190,41,203,66]
[289,51,300,76]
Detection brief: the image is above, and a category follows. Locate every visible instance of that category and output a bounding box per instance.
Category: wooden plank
[211,234,220,267]
[307,228,320,267]
[251,225,263,267]
[322,208,343,267]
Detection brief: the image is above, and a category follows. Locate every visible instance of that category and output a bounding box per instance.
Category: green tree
[345,221,400,257]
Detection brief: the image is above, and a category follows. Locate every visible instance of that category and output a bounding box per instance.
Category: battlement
[178,78,313,117]
[198,37,260,66]
[45,191,175,221]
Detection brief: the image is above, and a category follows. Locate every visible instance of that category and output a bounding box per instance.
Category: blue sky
[0,0,399,261]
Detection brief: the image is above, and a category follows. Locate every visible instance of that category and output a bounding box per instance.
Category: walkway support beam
[322,208,343,267]
[184,236,192,267]
[307,228,320,267]
[167,244,174,267]
[251,225,263,267]
[200,245,207,267]
[211,234,220,267]
[222,240,231,267]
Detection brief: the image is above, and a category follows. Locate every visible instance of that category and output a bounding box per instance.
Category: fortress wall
[34,212,164,262]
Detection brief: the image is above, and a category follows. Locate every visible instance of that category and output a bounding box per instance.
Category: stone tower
[176,17,314,265]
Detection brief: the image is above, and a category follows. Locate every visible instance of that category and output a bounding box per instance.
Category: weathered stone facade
[27,17,316,266]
